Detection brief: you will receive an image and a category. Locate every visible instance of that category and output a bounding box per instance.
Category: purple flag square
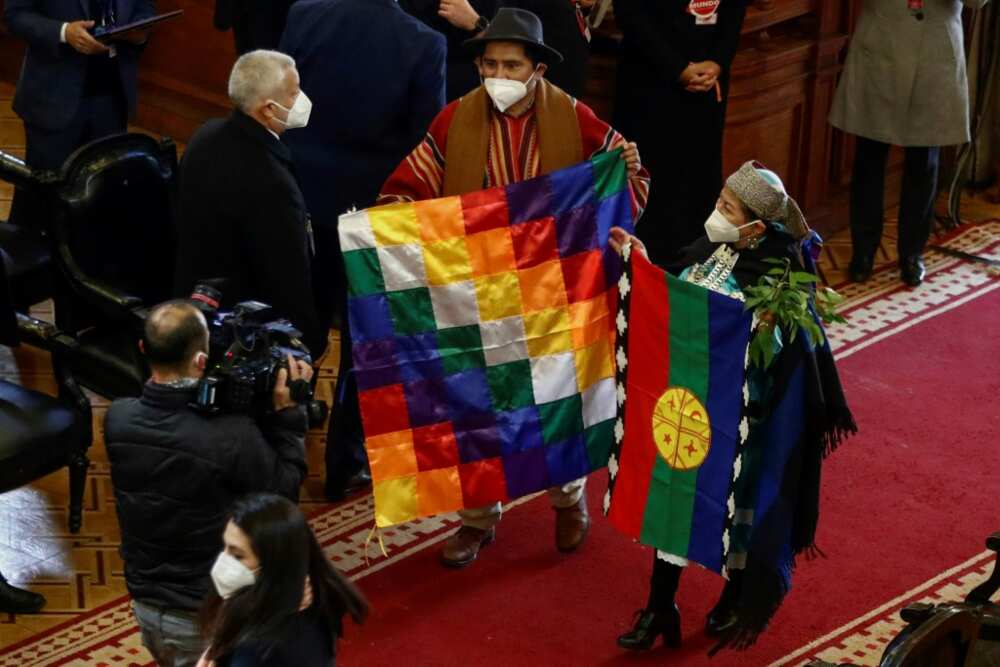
[348,294,394,343]
[456,424,504,463]
[556,203,599,257]
[503,448,551,498]
[403,377,450,427]
[506,174,553,225]
[546,434,591,485]
[497,407,544,456]
[548,160,594,216]
[442,368,493,416]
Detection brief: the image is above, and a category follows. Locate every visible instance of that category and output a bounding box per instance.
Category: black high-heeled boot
[617,605,682,650]
[705,569,743,636]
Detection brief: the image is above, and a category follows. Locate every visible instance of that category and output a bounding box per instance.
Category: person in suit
[279,0,446,501]
[613,0,747,264]
[173,50,327,360]
[4,0,155,228]
[400,0,592,100]
[829,0,990,287]
[213,0,295,55]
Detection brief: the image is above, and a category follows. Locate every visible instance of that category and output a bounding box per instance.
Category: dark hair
[201,494,368,661]
[141,300,209,373]
[474,41,546,68]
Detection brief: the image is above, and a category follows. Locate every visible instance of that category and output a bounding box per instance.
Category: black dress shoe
[325,469,372,502]
[705,606,738,636]
[848,255,874,283]
[900,255,926,287]
[0,577,46,614]
[617,606,681,651]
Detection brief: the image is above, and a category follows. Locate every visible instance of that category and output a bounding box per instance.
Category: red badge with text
[688,0,720,25]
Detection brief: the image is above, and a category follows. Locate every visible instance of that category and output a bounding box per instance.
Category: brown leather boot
[555,495,590,553]
[441,526,495,568]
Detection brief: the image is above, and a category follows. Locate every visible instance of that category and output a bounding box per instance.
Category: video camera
[187,284,327,425]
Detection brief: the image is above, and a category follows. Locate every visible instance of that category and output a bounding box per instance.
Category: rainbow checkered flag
[339,150,634,527]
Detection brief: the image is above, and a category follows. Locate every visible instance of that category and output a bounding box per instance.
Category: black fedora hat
[463,8,564,64]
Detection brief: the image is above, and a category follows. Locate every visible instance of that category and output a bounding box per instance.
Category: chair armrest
[53,243,146,322]
[15,312,79,354]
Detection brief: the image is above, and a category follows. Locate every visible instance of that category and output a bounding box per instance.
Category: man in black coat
[613,0,747,263]
[105,300,310,667]
[4,0,154,227]
[213,0,295,54]
[174,50,327,359]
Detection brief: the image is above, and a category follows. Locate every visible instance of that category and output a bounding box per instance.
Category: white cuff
[60,22,68,43]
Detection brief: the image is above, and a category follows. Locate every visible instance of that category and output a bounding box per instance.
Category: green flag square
[387,288,437,334]
[343,248,385,297]
[485,360,535,412]
[538,394,584,445]
[437,325,487,374]
[584,419,614,469]
[591,148,627,201]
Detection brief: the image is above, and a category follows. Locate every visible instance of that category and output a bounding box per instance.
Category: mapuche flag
[339,150,635,527]
[606,246,753,573]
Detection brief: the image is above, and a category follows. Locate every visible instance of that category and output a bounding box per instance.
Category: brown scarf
[443,79,583,196]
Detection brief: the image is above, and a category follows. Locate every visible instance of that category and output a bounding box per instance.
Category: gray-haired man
[174,50,327,360]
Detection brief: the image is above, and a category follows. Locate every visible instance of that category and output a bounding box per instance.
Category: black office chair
[0,248,91,533]
[809,532,1000,667]
[46,133,179,399]
[0,152,57,311]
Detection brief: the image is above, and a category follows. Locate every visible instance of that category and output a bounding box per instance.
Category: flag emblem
[652,387,711,471]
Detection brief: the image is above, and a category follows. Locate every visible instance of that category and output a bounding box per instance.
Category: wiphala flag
[339,150,635,527]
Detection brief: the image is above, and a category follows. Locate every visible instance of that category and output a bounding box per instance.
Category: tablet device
[91,9,183,41]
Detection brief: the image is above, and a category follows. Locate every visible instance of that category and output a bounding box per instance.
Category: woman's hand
[620,141,641,175]
[609,227,648,258]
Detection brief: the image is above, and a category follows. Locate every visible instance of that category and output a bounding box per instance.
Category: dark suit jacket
[279,0,446,231]
[173,111,327,358]
[4,0,155,130]
[614,0,746,89]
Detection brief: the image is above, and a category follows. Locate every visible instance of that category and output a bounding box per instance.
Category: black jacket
[173,111,327,359]
[104,382,308,611]
[217,608,334,667]
[615,0,746,89]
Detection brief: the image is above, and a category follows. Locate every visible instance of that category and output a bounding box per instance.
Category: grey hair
[227,50,296,113]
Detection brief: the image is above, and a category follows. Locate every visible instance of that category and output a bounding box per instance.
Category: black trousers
[315,222,367,490]
[11,89,126,229]
[850,136,941,263]
[614,72,728,264]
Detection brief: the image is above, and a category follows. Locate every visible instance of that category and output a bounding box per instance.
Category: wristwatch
[473,15,489,32]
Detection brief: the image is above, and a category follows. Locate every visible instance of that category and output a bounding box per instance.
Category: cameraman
[104,300,311,667]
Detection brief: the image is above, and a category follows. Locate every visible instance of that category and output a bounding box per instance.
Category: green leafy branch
[743,258,846,369]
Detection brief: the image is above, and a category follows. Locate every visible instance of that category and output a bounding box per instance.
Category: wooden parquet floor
[0,79,997,651]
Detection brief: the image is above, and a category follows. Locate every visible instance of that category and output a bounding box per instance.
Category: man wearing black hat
[379,7,650,569]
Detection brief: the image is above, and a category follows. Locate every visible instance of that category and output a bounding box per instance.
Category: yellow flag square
[474,271,523,321]
[424,237,474,285]
[524,307,574,357]
[374,477,418,527]
[369,203,420,246]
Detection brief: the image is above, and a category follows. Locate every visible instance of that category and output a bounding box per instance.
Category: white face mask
[483,71,537,113]
[268,91,312,129]
[210,551,257,599]
[704,208,758,244]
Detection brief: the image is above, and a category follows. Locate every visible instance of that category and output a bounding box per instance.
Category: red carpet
[2,224,997,666]
[338,267,1000,665]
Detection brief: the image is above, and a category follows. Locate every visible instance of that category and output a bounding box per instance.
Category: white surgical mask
[210,551,257,599]
[268,91,312,129]
[704,209,757,244]
[483,70,537,113]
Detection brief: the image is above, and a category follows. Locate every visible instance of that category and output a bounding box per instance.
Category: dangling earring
[746,234,762,250]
